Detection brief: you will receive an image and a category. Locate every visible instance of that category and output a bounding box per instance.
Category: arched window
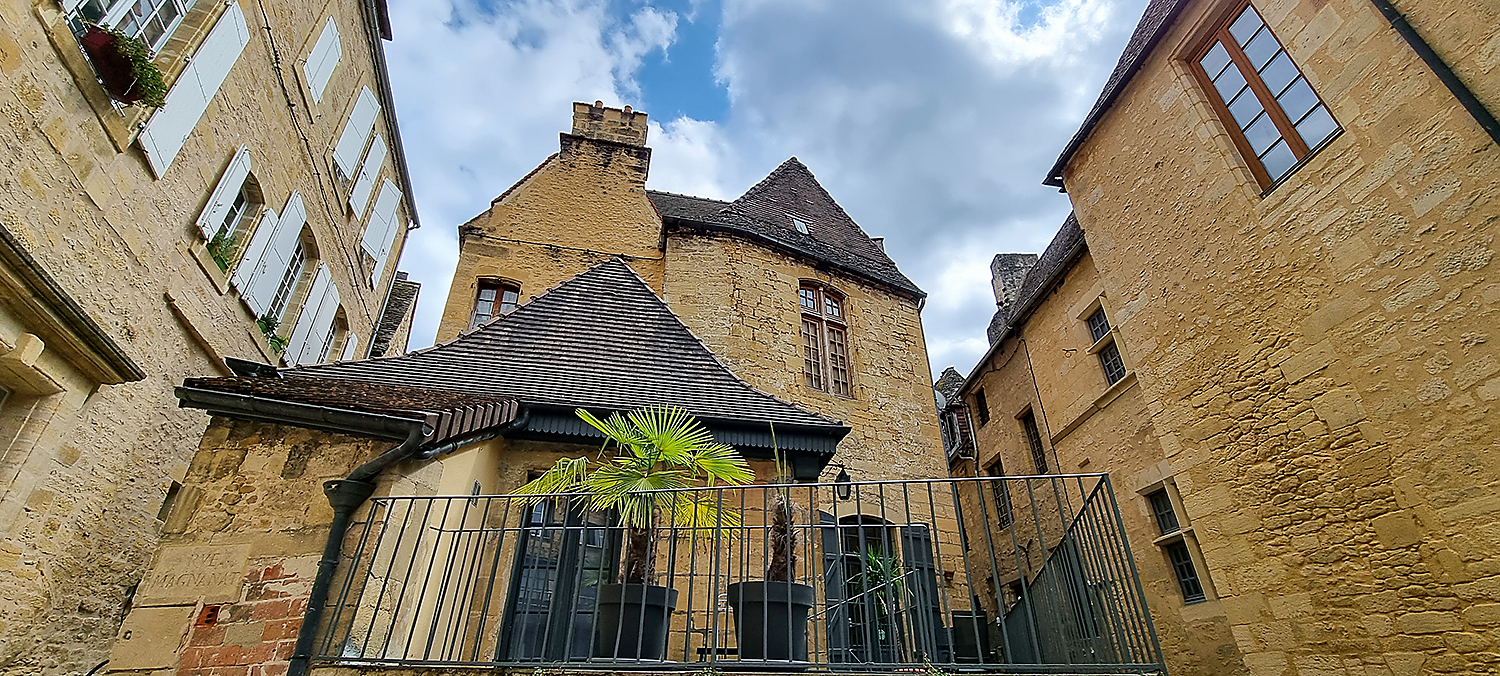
[206,173,263,272]
[470,278,520,329]
[799,282,851,397]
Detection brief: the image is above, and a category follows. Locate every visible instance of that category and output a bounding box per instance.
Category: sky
[382,0,1149,380]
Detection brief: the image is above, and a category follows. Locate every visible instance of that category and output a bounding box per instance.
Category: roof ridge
[492,153,559,206]
[645,188,731,205]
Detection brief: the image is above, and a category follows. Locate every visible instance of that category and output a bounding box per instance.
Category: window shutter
[138,2,250,176]
[195,145,252,238]
[239,193,307,317]
[303,17,341,104]
[284,264,339,365]
[347,134,386,216]
[340,332,360,361]
[332,87,380,178]
[362,180,402,285]
[231,206,276,297]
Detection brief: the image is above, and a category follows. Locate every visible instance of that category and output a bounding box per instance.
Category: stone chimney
[571,100,649,147]
[990,253,1039,309]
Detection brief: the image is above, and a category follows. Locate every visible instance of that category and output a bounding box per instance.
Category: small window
[471,280,520,328]
[1021,410,1047,473]
[799,283,851,396]
[267,242,307,322]
[986,461,1012,529]
[1191,2,1339,188]
[1166,540,1207,603]
[1086,307,1111,343]
[1099,342,1127,385]
[974,388,990,426]
[790,216,809,234]
[1149,489,1180,535]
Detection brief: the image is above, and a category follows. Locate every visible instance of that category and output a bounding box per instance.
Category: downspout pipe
[1367,0,1500,147]
[285,408,530,676]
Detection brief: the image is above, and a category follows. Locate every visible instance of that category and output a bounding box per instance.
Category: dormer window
[790,216,809,234]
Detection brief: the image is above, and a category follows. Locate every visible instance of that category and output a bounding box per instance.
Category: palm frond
[685,442,754,486]
[510,456,590,503]
[671,491,742,532]
[577,408,648,453]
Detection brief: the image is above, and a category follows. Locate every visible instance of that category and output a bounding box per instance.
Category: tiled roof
[648,158,924,297]
[986,213,1086,346]
[284,258,843,431]
[1044,0,1186,187]
[370,271,420,358]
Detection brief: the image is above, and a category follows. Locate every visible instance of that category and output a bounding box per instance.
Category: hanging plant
[78,23,167,107]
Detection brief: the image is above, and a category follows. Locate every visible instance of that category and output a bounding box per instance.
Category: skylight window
[789,216,809,234]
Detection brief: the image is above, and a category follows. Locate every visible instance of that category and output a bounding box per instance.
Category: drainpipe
[1366,0,1500,147]
[286,423,426,676]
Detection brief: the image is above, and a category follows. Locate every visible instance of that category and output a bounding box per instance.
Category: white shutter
[303,17,342,104]
[285,265,341,365]
[138,2,250,176]
[332,87,380,178]
[196,145,252,238]
[363,180,402,285]
[231,206,275,295]
[347,134,386,216]
[340,332,360,361]
[240,193,307,317]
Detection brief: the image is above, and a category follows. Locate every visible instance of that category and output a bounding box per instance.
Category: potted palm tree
[726,445,816,661]
[514,406,752,660]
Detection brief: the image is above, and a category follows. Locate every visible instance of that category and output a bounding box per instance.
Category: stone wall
[0,0,413,671]
[962,250,1246,676]
[1057,0,1500,673]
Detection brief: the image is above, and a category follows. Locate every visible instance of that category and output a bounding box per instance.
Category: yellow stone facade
[0,0,416,671]
[955,0,1500,673]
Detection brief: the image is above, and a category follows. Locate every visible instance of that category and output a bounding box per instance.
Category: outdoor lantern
[834,466,852,501]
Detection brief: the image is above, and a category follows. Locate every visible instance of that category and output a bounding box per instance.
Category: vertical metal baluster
[480,497,514,664]
[325,496,385,658]
[665,489,681,663]
[1045,474,1083,664]
[1085,481,1147,663]
[425,495,474,659]
[682,490,701,664]
[804,483,817,666]
[360,498,410,657]
[707,487,725,665]
[382,497,437,657]
[761,484,771,663]
[1003,480,1040,665]
[1071,484,1131,664]
[411,497,457,659]
[922,481,957,665]
[946,480,987,665]
[1104,477,1164,667]
[447,494,492,660]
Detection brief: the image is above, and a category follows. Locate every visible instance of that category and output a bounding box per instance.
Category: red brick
[239,642,276,664]
[273,640,296,660]
[208,666,249,676]
[190,625,225,646]
[260,619,300,642]
[250,600,291,621]
[250,664,289,676]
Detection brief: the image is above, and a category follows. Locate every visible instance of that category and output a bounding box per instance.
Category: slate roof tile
[370,272,420,357]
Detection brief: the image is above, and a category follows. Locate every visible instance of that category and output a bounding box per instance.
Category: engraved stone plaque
[137,544,251,605]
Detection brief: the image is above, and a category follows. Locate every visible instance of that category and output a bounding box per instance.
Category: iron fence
[316,474,1164,673]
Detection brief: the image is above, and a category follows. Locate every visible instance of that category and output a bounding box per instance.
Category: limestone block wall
[1058,0,1500,672]
[963,249,1246,676]
[436,134,665,342]
[0,0,413,671]
[662,232,948,485]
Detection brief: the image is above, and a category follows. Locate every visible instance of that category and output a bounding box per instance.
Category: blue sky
[383,0,1149,379]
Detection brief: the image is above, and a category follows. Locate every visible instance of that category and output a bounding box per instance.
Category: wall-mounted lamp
[834,466,852,501]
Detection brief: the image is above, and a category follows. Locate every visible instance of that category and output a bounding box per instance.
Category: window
[1192,3,1339,188]
[790,216,809,234]
[974,387,990,426]
[135,2,251,176]
[798,283,851,397]
[1086,306,1128,386]
[471,280,520,328]
[71,0,196,53]
[267,242,306,322]
[1148,489,1180,535]
[986,461,1012,529]
[1166,541,1207,603]
[1021,410,1047,473]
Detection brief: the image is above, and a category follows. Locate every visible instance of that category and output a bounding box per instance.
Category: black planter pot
[951,609,992,663]
[727,581,815,661]
[593,583,678,660]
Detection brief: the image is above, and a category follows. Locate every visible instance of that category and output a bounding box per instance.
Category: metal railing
[316,474,1164,673]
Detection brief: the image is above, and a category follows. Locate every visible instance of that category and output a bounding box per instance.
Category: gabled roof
[649,158,924,298]
[1044,0,1186,188]
[285,259,847,452]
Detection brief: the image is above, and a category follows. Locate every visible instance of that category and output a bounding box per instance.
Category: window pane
[827,326,850,397]
[825,295,842,318]
[1260,139,1297,180]
[801,319,823,390]
[1099,341,1127,385]
[1276,78,1319,124]
[799,288,817,311]
[1259,52,1298,96]
[1212,63,1247,102]
[1149,491,1180,535]
[1228,5,1263,46]
[1086,308,1110,343]
[1022,412,1047,473]
[1166,541,1207,603]
[1243,112,1282,155]
[1241,31,1279,70]
[1295,104,1339,148]
[500,288,520,313]
[1227,89,1264,129]
[477,287,497,301]
[1199,42,1232,80]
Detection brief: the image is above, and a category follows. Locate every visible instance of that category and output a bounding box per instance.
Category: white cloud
[646,116,736,199]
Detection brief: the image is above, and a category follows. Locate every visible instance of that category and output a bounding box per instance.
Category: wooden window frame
[1186,1,1340,190]
[471,278,520,329]
[799,283,852,397]
[1084,305,1128,386]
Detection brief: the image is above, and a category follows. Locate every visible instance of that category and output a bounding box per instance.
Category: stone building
[441,101,947,485]
[945,0,1500,674]
[0,0,418,671]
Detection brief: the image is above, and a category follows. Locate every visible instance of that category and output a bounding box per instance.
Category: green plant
[206,233,233,271]
[862,546,907,617]
[513,406,753,584]
[257,314,289,353]
[93,24,166,107]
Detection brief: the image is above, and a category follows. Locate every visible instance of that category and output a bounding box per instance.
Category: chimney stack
[990,253,1039,310]
[571,101,649,147]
